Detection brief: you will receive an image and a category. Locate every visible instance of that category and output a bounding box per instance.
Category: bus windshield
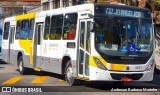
[95,17,153,57]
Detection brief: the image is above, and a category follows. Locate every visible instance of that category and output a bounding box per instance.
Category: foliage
[155,0,160,11]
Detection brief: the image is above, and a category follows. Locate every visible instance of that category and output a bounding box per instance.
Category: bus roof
[15,12,36,21]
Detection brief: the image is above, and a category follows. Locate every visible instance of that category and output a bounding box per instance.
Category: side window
[63,13,77,40]
[86,21,91,53]
[50,15,63,40]
[44,16,50,40]
[3,22,10,40]
[80,22,85,49]
[15,20,21,39]
[20,19,29,39]
[28,18,35,40]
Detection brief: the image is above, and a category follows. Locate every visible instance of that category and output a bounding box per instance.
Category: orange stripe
[30,45,33,64]
[110,64,114,70]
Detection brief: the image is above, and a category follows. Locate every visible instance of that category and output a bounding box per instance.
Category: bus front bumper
[89,66,154,81]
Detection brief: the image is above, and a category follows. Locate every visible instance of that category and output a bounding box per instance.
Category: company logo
[126,66,130,70]
[2,87,11,92]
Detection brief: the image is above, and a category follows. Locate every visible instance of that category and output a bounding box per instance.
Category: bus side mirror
[90,22,95,32]
[88,14,94,18]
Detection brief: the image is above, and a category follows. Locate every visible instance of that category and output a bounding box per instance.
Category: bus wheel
[65,60,78,86]
[18,56,29,75]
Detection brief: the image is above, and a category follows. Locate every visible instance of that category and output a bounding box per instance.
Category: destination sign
[105,8,142,18]
[95,5,151,18]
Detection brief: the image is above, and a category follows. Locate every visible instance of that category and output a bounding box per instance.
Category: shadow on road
[0,60,8,64]
[16,69,65,80]
[149,75,160,85]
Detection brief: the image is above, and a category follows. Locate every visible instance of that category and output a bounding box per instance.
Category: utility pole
[23,6,27,14]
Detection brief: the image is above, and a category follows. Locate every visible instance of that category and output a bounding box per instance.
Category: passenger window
[20,19,29,39]
[86,21,91,53]
[15,20,21,39]
[3,22,10,40]
[50,15,63,40]
[63,13,77,40]
[28,18,35,40]
[44,16,50,40]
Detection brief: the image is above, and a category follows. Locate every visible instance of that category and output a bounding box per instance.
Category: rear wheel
[18,56,30,75]
[65,60,78,86]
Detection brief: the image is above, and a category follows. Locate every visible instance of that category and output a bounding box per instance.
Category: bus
[2,3,155,85]
[155,24,160,73]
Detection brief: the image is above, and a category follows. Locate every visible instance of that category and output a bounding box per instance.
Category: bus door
[33,23,44,69]
[78,19,92,78]
[8,26,15,63]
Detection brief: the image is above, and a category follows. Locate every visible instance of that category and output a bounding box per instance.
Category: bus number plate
[135,66,142,70]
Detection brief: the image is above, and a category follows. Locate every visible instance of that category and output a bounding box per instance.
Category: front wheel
[65,60,78,86]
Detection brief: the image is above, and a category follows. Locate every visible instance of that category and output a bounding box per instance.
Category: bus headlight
[146,60,155,71]
[93,57,107,71]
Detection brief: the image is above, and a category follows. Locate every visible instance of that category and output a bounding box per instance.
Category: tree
[155,0,160,11]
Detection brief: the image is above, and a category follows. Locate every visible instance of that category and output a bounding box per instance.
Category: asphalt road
[0,60,160,95]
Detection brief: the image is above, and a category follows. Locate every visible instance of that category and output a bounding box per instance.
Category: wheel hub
[19,61,23,72]
[67,67,73,82]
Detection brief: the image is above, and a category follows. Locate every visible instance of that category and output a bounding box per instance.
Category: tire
[18,56,30,75]
[65,60,78,86]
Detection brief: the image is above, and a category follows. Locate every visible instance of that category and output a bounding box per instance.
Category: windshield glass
[95,17,153,57]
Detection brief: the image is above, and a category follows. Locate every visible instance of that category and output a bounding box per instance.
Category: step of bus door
[34,68,41,71]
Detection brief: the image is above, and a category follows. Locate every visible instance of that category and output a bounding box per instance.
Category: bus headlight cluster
[93,57,107,71]
[146,60,155,71]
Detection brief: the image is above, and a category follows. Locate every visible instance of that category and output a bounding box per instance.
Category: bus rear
[89,4,154,82]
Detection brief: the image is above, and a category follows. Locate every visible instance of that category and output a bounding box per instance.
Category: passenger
[69,26,76,39]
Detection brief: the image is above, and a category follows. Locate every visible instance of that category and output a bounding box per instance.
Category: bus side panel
[13,39,33,68]
[41,40,64,74]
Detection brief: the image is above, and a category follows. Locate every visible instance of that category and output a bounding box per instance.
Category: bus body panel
[2,17,15,63]
[1,4,155,82]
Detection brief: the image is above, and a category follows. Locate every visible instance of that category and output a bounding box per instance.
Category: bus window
[28,18,35,40]
[44,16,50,40]
[15,20,21,39]
[20,19,29,39]
[3,22,10,40]
[86,21,91,53]
[50,15,63,40]
[63,13,77,40]
[80,22,85,49]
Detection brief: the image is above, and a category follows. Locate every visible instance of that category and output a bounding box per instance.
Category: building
[41,0,81,10]
[0,0,41,18]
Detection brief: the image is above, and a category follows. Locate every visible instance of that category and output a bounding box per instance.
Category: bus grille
[110,73,143,80]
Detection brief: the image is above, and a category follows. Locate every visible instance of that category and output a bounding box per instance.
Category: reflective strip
[34,68,41,71]
[76,76,89,80]
[2,76,24,85]
[31,76,48,84]
[110,64,127,71]
[110,64,114,70]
